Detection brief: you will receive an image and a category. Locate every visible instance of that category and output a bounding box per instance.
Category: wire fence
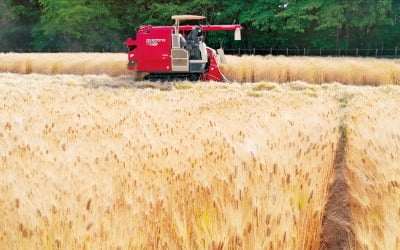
[0,48,126,53]
[1,47,399,58]
[224,47,400,58]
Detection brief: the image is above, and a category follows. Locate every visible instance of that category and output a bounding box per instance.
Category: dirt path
[320,127,354,249]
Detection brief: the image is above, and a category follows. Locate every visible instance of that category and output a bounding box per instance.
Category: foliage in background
[0,0,40,50]
[0,0,399,51]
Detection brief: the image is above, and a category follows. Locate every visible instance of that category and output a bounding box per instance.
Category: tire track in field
[320,92,354,249]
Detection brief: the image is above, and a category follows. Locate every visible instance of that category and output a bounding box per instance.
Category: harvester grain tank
[125,15,242,82]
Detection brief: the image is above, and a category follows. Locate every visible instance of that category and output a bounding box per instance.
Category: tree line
[1,0,399,52]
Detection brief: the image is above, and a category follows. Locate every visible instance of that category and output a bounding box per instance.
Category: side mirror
[234,28,241,40]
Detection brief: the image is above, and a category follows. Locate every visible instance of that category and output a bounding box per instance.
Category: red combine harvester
[125,15,242,82]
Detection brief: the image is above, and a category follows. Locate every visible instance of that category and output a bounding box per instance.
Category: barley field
[1,53,400,85]
[0,53,399,249]
[221,55,400,85]
[0,73,342,249]
[345,87,400,249]
[0,53,128,76]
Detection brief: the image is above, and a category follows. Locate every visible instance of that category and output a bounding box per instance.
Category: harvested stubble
[345,86,400,249]
[1,53,400,85]
[0,73,341,249]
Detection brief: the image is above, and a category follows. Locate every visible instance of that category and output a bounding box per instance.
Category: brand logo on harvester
[146,39,166,46]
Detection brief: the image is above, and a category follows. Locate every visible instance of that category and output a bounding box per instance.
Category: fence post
[320,48,322,56]
[286,48,288,56]
[270,47,272,55]
[338,48,341,56]
[395,47,398,57]
[356,48,359,57]
[375,48,378,57]
[253,48,255,55]
[304,48,306,56]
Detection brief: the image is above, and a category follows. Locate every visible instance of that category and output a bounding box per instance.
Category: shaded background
[1,0,399,55]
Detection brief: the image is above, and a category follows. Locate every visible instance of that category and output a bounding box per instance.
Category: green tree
[1,0,399,52]
[334,0,394,49]
[33,0,122,51]
[0,0,41,51]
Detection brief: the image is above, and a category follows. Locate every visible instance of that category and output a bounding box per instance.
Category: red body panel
[128,26,173,72]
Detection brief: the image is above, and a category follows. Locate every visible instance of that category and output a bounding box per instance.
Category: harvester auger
[125,15,242,82]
